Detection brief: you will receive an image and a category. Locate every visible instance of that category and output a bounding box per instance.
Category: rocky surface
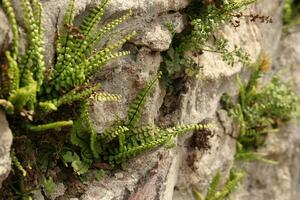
[231,26,300,200]
[0,0,300,199]
[0,111,13,188]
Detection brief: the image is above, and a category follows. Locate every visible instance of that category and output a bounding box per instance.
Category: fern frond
[84,50,131,78]
[11,150,27,177]
[5,51,19,95]
[49,50,130,93]
[108,133,171,165]
[125,72,161,128]
[205,171,221,200]
[91,92,122,102]
[235,148,277,164]
[83,10,133,56]
[8,74,37,111]
[2,0,19,60]
[27,120,73,132]
[79,0,109,38]
[54,0,76,73]
[31,0,42,31]
[164,123,213,136]
[193,187,204,200]
[214,170,244,200]
[98,126,129,143]
[20,0,45,90]
[40,84,100,113]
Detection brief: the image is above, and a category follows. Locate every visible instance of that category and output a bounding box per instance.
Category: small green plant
[160,0,258,97]
[221,54,299,162]
[41,176,56,195]
[283,0,300,29]
[63,73,213,172]
[193,169,245,200]
[179,0,255,52]
[200,38,251,67]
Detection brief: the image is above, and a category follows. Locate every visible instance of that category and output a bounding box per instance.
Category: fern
[179,0,255,52]
[27,120,73,132]
[283,0,300,29]
[1,0,132,133]
[67,72,213,169]
[214,170,244,200]
[205,171,221,200]
[193,169,244,200]
[125,72,161,128]
[11,150,27,177]
[221,54,299,162]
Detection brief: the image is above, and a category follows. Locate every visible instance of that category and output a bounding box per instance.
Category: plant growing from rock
[0,2,214,196]
[0,0,133,197]
[160,0,256,97]
[193,169,245,200]
[283,0,300,29]
[63,73,213,172]
[221,54,299,162]
[0,0,133,131]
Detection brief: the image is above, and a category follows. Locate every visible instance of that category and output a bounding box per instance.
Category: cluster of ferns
[0,0,212,176]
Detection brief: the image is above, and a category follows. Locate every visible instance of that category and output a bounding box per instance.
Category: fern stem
[27,120,73,132]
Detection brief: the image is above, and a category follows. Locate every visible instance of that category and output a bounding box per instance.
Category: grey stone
[0,111,13,188]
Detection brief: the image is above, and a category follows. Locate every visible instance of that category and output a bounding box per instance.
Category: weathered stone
[0,0,299,199]
[0,111,13,188]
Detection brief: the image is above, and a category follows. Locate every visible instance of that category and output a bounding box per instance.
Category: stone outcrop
[0,111,13,188]
[0,0,299,199]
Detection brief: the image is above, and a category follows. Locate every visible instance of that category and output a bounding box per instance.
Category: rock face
[0,111,13,188]
[0,0,300,199]
[231,26,300,200]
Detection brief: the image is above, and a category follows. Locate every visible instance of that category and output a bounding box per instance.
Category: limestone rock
[0,111,13,188]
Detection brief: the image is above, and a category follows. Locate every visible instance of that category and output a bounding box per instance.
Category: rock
[0,0,299,199]
[0,111,13,188]
[0,9,12,54]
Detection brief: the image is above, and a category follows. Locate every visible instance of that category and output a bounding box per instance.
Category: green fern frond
[2,0,19,60]
[40,84,100,113]
[98,126,129,143]
[164,123,213,136]
[27,120,73,132]
[83,10,133,56]
[11,150,27,177]
[5,51,19,95]
[8,74,37,112]
[79,0,109,38]
[54,0,76,73]
[20,0,45,90]
[125,72,161,128]
[91,92,122,102]
[108,133,171,165]
[193,187,204,200]
[31,0,42,31]
[205,171,221,200]
[214,170,244,200]
[71,119,90,149]
[84,50,131,77]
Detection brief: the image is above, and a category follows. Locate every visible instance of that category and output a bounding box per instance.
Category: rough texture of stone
[0,111,13,188]
[0,0,300,199]
[232,26,300,200]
